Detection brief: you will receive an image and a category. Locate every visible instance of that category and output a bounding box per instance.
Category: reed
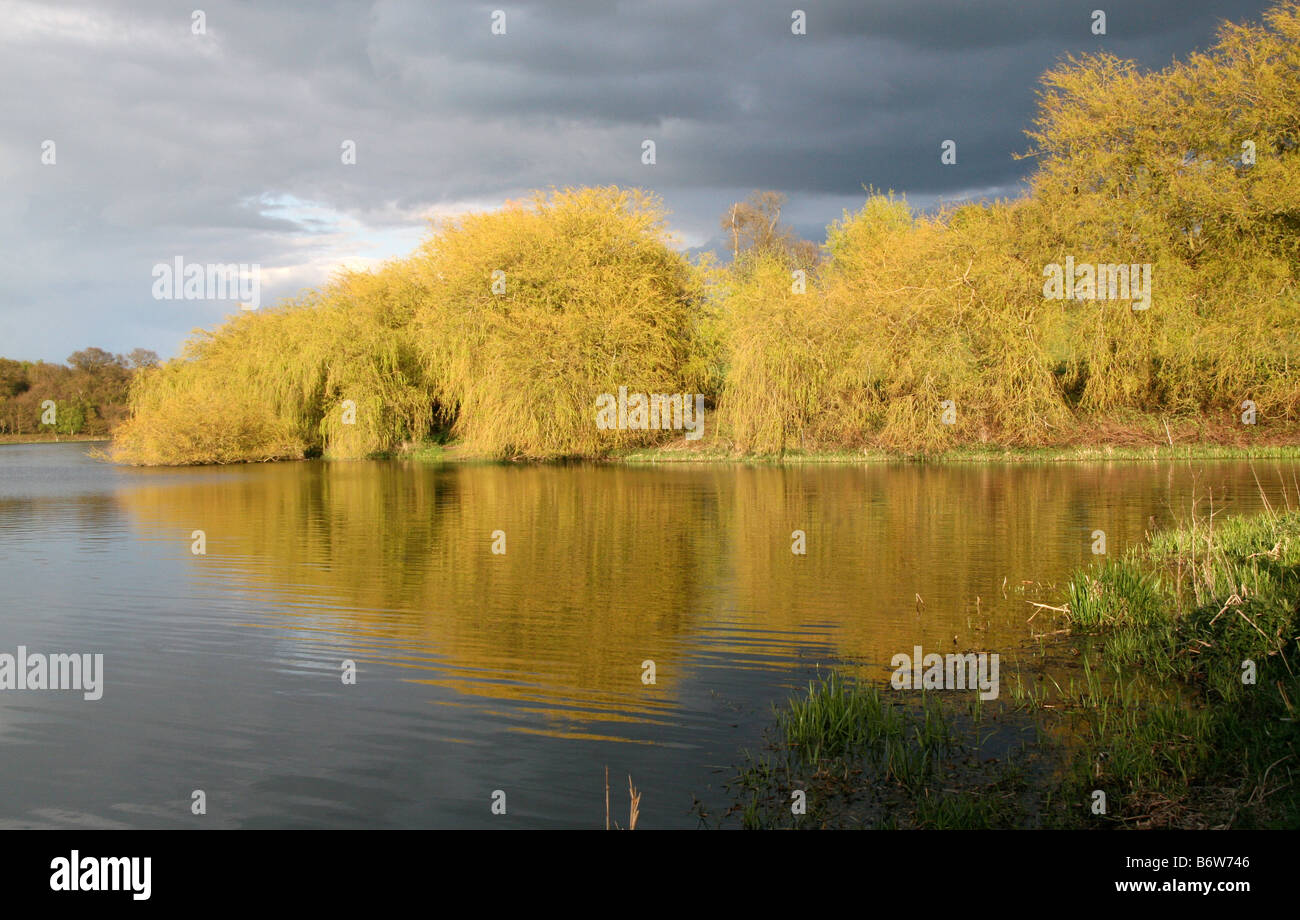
[1045,492,1300,826]
[718,670,1034,829]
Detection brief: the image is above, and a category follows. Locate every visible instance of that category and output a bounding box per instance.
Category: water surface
[1,442,1295,827]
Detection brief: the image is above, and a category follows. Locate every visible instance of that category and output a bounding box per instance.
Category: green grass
[1044,504,1300,827]
[611,442,1300,465]
[381,433,1300,466]
[0,433,111,445]
[705,671,1041,829]
[396,442,452,463]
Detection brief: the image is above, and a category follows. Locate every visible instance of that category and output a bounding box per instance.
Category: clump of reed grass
[1048,492,1300,827]
[777,670,905,763]
[711,670,1038,829]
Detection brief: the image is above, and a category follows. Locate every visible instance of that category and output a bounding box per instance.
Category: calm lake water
[1,442,1297,828]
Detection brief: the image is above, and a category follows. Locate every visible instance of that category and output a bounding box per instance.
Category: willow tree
[1021,0,1300,420]
[111,260,437,465]
[412,186,708,458]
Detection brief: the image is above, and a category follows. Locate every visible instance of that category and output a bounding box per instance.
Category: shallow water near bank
[1,442,1297,828]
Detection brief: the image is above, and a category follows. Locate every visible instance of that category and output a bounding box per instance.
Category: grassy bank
[390,421,1300,464]
[706,503,1300,829]
[368,435,1300,466]
[1047,501,1300,828]
[0,433,111,445]
[610,441,1300,465]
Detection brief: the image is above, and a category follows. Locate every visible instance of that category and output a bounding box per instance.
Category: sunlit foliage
[112,2,1300,464]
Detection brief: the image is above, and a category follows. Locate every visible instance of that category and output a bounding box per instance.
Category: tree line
[110,1,1300,464]
[0,348,158,436]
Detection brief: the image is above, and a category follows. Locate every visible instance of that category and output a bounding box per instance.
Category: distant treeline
[113,1,1300,465]
[0,348,158,436]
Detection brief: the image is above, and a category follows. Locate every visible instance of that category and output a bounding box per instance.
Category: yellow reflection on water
[114,459,1296,739]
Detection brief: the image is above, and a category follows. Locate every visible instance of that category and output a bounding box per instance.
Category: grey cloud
[0,0,1280,361]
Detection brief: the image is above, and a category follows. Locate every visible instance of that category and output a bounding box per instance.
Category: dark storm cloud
[0,0,1281,361]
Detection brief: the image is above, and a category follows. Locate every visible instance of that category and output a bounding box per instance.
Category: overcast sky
[0,0,1280,363]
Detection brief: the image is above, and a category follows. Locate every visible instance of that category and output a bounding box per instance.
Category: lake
[1,442,1296,828]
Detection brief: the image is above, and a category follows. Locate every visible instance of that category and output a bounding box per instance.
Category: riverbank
[705,502,1300,829]
[18,433,1300,464]
[0,433,111,445]
[612,443,1300,465]
[71,425,1300,465]
[391,437,1300,466]
[1047,502,1300,828]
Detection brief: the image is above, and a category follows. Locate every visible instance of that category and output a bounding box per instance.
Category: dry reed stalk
[627,775,640,831]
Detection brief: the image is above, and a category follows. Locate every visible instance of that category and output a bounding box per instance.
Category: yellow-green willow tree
[717,194,1071,454]
[717,0,1300,453]
[411,186,708,459]
[111,260,435,465]
[113,187,708,464]
[1020,0,1300,419]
